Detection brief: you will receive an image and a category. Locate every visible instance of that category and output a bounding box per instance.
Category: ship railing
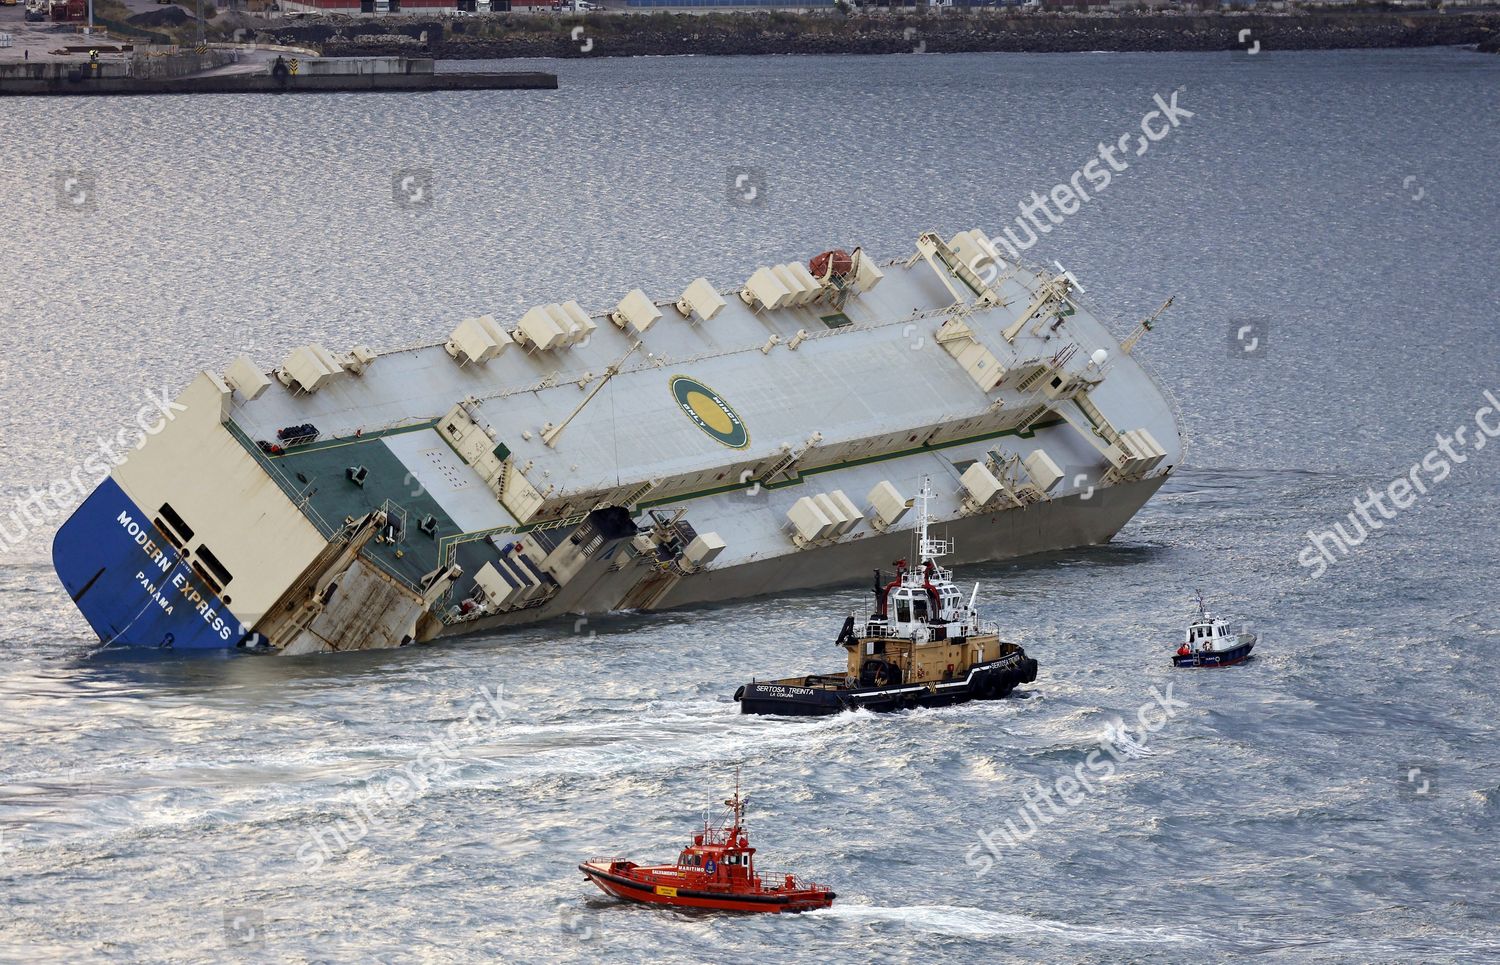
[756,870,825,892]
[587,856,628,866]
[224,389,438,454]
[439,593,550,626]
[1133,349,1190,460]
[224,418,345,538]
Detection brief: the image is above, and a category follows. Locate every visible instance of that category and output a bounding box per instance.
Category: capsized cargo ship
[52,229,1182,654]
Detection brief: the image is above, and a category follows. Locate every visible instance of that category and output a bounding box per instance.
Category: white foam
[804,904,1202,945]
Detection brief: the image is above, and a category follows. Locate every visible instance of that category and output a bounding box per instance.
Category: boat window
[896,601,911,623]
[913,600,928,621]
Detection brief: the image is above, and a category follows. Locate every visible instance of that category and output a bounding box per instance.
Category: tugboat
[1172,595,1256,667]
[578,774,834,914]
[735,480,1038,716]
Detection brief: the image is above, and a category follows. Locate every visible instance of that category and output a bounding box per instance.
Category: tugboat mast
[910,477,951,572]
[726,765,745,830]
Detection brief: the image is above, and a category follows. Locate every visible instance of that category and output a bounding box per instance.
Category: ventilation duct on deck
[516,306,570,352]
[680,532,726,573]
[741,267,794,311]
[772,263,822,306]
[1023,449,1064,494]
[675,278,727,322]
[787,496,838,546]
[277,344,345,394]
[866,481,910,532]
[343,345,377,375]
[960,463,1005,513]
[610,289,662,335]
[850,250,885,293]
[813,492,861,537]
[447,315,515,365]
[224,356,271,402]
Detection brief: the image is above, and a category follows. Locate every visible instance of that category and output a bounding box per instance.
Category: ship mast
[912,479,929,569]
[724,765,745,836]
[1121,296,1173,355]
[910,476,950,574]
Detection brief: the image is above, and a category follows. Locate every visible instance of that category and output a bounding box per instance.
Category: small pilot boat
[735,480,1037,716]
[1172,597,1256,667]
[578,774,834,914]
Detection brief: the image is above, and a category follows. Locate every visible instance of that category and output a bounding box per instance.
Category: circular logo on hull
[670,376,749,449]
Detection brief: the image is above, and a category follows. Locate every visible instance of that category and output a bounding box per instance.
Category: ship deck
[206,233,1183,629]
[226,419,516,594]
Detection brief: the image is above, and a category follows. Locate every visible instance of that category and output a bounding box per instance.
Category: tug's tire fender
[733,686,745,702]
[863,659,901,689]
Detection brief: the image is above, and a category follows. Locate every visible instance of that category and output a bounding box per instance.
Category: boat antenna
[725,765,745,831]
[910,479,926,565]
[912,476,952,569]
[1195,588,1206,618]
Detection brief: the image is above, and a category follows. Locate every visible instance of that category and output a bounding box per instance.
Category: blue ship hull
[52,478,243,650]
[1172,640,1255,668]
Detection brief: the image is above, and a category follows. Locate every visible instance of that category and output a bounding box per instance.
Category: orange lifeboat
[808,248,853,282]
[579,775,834,914]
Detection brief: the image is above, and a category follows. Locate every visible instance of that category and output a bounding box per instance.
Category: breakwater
[266,11,1500,60]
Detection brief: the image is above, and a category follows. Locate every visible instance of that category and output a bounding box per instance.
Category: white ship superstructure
[53,229,1181,654]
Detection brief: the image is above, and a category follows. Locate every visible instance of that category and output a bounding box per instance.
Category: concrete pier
[0,27,555,97]
[0,59,558,96]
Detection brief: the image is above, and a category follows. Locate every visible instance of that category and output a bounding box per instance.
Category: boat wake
[804,903,1201,945]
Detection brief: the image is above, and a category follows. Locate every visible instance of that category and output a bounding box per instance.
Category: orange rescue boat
[579,775,835,914]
